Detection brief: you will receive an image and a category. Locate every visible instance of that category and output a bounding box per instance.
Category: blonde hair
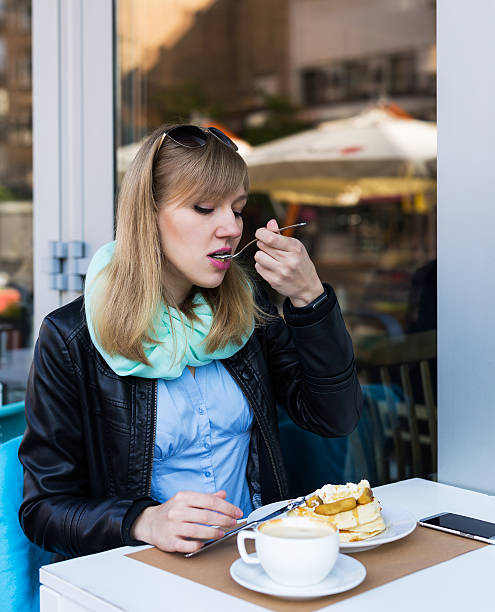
[91,125,266,365]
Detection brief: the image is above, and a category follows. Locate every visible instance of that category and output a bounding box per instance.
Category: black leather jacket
[19,285,362,558]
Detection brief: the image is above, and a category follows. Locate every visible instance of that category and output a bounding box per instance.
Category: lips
[207,256,231,270]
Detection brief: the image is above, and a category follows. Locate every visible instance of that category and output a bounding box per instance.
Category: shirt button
[204,471,211,478]
[199,408,204,414]
[204,442,210,450]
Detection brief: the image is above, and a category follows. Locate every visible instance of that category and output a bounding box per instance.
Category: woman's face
[157,183,247,304]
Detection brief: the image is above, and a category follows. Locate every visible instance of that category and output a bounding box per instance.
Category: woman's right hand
[130,490,243,553]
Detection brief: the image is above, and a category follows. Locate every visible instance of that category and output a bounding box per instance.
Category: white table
[39,479,495,611]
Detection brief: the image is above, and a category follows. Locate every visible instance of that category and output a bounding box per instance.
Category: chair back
[0,401,26,444]
[0,435,51,612]
[355,329,437,484]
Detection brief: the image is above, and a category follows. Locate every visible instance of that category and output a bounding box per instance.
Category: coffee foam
[259,516,337,539]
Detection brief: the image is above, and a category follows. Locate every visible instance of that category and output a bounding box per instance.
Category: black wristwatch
[289,287,328,312]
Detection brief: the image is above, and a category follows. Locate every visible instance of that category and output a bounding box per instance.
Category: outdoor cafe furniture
[355,329,437,484]
[38,478,494,611]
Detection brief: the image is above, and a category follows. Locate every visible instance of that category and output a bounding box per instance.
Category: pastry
[288,480,386,542]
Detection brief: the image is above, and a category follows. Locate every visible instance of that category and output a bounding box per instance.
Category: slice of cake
[288,480,386,542]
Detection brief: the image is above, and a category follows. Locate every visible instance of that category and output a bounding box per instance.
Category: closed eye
[194,205,213,214]
[194,205,244,218]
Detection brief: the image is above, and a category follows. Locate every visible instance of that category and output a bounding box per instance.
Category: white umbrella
[242,108,436,204]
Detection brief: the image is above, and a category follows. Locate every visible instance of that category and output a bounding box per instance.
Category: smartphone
[419,512,495,544]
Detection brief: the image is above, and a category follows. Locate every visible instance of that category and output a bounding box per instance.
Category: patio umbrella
[242,107,436,205]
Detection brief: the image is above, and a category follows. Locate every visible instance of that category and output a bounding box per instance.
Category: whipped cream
[314,479,371,503]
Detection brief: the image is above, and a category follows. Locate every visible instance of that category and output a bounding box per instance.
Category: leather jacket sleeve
[18,316,157,557]
[256,283,363,437]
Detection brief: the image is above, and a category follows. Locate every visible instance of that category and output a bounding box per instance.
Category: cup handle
[237,530,259,564]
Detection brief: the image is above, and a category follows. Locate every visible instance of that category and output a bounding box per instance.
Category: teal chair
[0,435,52,612]
[0,401,26,444]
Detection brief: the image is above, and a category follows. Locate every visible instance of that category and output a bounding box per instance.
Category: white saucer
[248,501,417,553]
[230,553,366,600]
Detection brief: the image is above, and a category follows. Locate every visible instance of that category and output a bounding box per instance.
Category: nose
[216,209,242,239]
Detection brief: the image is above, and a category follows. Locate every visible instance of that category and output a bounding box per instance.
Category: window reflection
[116,0,437,489]
[0,0,32,407]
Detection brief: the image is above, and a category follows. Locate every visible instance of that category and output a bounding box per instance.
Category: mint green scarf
[84,241,254,379]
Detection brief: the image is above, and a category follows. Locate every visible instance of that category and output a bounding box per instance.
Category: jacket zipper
[222,360,284,500]
[146,379,158,496]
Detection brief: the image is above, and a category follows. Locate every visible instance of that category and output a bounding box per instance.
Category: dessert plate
[248,501,417,553]
[230,553,366,600]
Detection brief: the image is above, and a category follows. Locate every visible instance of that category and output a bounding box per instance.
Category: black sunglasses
[156,125,238,153]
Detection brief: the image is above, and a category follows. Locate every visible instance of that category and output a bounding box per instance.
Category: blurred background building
[117,0,436,146]
[0,0,438,491]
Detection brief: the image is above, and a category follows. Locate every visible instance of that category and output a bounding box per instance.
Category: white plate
[248,501,417,553]
[230,553,366,600]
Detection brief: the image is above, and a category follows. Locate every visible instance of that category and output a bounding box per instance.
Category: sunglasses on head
[156,125,238,153]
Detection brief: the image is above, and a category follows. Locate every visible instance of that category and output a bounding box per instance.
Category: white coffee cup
[237,516,339,586]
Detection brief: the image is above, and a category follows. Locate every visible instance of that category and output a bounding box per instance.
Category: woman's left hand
[254,218,324,307]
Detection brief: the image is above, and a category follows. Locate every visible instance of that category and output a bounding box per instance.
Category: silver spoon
[210,222,307,260]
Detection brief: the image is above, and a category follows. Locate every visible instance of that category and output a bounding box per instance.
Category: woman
[19,124,362,558]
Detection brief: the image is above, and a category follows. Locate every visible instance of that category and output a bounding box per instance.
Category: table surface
[40,478,495,611]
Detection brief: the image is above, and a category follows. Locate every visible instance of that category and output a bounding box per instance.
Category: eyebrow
[232,194,248,204]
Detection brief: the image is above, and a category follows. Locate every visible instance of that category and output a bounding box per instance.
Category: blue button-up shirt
[150,360,254,517]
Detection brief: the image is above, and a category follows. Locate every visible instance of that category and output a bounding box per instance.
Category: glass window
[343,60,368,101]
[115,0,437,491]
[301,69,327,106]
[0,0,32,406]
[390,52,417,95]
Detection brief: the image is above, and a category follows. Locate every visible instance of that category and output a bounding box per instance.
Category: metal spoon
[210,222,307,260]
